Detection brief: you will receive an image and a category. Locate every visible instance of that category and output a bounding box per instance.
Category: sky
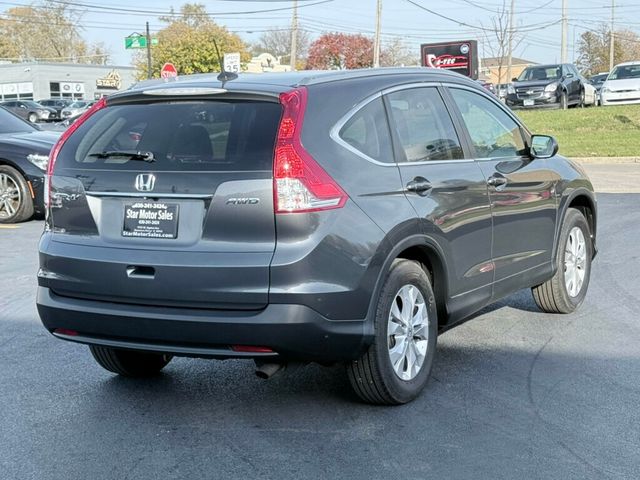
[3,0,640,66]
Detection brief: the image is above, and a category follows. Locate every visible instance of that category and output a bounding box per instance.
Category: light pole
[290,0,298,71]
[373,0,382,68]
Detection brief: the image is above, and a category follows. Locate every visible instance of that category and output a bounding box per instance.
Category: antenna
[213,39,238,85]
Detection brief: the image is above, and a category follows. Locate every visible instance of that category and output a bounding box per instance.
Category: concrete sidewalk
[577,161,640,193]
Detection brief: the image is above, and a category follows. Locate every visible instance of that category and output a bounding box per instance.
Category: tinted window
[0,107,36,133]
[386,87,464,162]
[450,88,526,159]
[339,97,393,163]
[518,66,561,81]
[57,101,282,172]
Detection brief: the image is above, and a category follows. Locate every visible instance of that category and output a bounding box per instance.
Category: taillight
[46,97,107,205]
[273,87,347,213]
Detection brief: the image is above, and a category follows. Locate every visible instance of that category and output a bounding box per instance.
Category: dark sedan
[507,63,585,109]
[37,99,72,121]
[0,107,59,223]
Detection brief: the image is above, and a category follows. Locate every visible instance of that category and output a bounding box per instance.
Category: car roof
[613,61,640,67]
[123,67,477,97]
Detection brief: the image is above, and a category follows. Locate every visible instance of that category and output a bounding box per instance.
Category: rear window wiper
[88,151,155,162]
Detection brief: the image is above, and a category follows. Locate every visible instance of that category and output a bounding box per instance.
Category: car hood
[603,78,640,92]
[0,130,60,153]
[512,80,557,89]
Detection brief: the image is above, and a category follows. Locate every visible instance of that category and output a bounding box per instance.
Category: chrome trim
[86,191,213,199]
[330,82,476,167]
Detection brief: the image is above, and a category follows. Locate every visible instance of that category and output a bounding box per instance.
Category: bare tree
[380,38,418,67]
[481,1,523,84]
[256,28,310,63]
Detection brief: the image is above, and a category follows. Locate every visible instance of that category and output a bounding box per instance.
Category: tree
[480,1,522,84]
[254,28,311,64]
[0,2,109,64]
[380,38,418,67]
[306,33,374,70]
[577,25,640,75]
[134,3,250,79]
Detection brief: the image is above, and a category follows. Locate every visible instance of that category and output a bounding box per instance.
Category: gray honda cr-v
[37,68,597,404]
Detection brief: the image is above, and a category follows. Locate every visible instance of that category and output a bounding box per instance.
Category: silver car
[60,101,94,118]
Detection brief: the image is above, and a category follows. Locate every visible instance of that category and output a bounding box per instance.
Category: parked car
[582,81,598,107]
[589,72,609,98]
[37,99,72,121]
[496,83,510,101]
[506,63,585,109]
[1,100,56,123]
[476,79,496,95]
[0,107,59,223]
[601,61,640,106]
[60,100,94,118]
[37,68,597,404]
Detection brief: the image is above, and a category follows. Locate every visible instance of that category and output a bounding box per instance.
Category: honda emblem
[135,173,156,192]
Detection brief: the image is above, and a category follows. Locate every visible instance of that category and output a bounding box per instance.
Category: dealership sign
[421,40,479,79]
[96,70,122,90]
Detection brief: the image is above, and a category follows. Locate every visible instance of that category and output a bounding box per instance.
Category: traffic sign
[125,35,158,50]
[160,63,178,79]
[224,52,241,73]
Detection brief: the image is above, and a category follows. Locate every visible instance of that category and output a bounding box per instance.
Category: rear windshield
[57,100,282,171]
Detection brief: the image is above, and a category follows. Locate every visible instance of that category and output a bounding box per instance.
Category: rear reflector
[231,345,274,353]
[54,328,79,336]
[273,87,347,213]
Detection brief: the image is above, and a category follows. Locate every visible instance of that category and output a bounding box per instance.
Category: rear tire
[28,113,37,123]
[347,259,437,405]
[532,208,592,314]
[0,165,34,223]
[90,345,172,377]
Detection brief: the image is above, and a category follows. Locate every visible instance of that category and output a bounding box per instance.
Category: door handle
[487,175,508,188]
[405,177,432,196]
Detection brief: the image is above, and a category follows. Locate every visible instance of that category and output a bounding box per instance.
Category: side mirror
[530,135,558,159]
[565,73,574,78]
[511,77,518,82]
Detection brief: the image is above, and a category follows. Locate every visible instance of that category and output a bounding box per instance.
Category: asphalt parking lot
[1,192,639,480]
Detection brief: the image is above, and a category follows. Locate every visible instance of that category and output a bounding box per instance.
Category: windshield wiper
[88,150,155,162]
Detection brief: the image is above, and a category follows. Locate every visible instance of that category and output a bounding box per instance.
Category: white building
[0,62,137,102]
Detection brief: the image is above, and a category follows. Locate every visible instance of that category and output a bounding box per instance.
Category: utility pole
[290,0,298,71]
[145,21,152,79]
[373,0,382,68]
[609,0,615,71]
[560,0,568,63]
[507,0,515,82]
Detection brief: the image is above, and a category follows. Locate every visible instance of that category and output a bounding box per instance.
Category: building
[480,57,537,85]
[0,62,137,102]
[245,53,291,74]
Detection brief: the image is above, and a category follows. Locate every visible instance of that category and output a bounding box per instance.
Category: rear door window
[58,100,282,172]
[385,87,464,162]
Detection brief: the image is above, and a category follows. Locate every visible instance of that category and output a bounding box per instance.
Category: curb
[570,157,640,164]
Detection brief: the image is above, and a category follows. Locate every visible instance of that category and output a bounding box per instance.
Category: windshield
[608,65,640,80]
[69,102,87,108]
[0,107,36,134]
[518,66,561,82]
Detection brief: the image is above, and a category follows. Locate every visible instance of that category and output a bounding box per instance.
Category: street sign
[224,52,241,73]
[160,63,178,79]
[124,35,158,50]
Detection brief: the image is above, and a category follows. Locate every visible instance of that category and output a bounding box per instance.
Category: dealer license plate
[122,202,179,239]
[523,99,535,106]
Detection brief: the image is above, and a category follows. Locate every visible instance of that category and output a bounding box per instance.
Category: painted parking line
[0,225,20,229]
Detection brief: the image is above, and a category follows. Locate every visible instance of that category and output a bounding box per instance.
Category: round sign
[460,44,470,55]
[160,63,178,79]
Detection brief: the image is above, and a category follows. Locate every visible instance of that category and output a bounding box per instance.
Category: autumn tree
[0,2,109,64]
[577,25,640,75]
[134,3,250,79]
[305,33,374,70]
[254,28,311,65]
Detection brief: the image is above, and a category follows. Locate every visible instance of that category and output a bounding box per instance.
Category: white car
[582,81,598,106]
[601,61,640,106]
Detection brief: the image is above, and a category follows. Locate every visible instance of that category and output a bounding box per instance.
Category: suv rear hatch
[43,91,282,309]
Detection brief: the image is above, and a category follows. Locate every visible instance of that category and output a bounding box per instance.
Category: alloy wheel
[387,284,430,381]
[0,173,21,220]
[564,226,587,297]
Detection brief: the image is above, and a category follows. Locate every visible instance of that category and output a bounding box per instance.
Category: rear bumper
[37,287,372,363]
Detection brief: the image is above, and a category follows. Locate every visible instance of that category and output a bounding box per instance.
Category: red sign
[160,63,178,79]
